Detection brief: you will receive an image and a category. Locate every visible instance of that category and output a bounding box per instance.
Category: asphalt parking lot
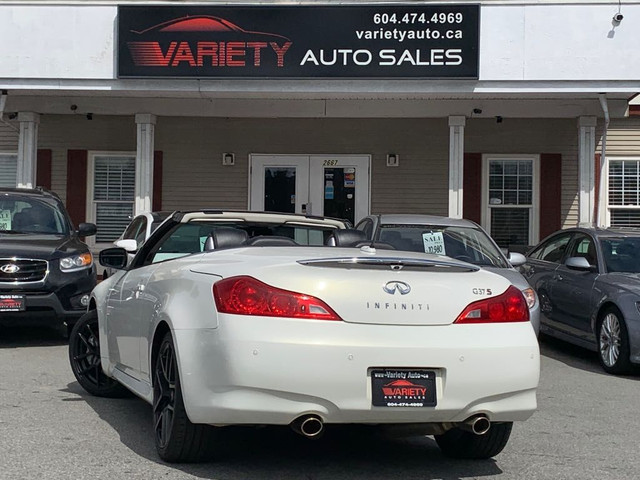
[1,326,639,480]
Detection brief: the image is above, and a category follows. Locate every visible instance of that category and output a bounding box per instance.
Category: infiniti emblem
[383,281,411,295]
[0,264,20,274]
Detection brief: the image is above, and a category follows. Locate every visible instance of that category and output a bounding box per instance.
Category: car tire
[68,310,129,398]
[597,307,632,375]
[153,331,217,462]
[434,422,513,459]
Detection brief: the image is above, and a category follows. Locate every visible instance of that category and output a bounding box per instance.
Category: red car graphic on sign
[382,379,428,398]
[127,15,292,68]
[131,15,290,41]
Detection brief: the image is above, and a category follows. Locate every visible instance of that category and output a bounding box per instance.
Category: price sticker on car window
[0,210,11,230]
[422,232,446,255]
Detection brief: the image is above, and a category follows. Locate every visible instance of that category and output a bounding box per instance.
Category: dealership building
[1,0,640,255]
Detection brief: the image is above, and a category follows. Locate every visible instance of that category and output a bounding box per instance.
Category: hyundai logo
[383,281,411,295]
[0,264,20,274]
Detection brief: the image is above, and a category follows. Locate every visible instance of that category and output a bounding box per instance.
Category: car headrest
[327,229,368,247]
[246,236,299,246]
[206,228,249,251]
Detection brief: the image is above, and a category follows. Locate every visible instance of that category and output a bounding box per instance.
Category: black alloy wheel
[68,310,128,397]
[153,331,216,462]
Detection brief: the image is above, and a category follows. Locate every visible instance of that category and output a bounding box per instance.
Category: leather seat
[205,228,249,251]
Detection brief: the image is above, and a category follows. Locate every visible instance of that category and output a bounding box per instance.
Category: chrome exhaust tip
[460,415,491,435]
[291,415,324,439]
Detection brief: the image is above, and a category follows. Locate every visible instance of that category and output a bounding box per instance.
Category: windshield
[376,224,510,268]
[601,237,640,273]
[0,197,69,235]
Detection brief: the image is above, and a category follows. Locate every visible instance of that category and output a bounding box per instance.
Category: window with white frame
[0,153,17,187]
[89,153,136,244]
[607,157,640,227]
[483,155,539,249]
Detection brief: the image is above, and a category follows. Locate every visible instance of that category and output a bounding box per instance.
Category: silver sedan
[522,227,640,374]
[355,214,540,336]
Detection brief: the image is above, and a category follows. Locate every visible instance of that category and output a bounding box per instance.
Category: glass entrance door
[250,155,370,224]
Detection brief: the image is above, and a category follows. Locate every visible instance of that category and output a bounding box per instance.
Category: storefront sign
[117,5,479,78]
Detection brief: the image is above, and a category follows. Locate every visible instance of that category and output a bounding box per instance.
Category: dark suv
[0,188,97,334]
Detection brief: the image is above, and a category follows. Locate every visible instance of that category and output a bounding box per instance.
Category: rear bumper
[173,317,540,426]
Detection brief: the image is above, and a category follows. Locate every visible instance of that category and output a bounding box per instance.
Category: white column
[135,113,156,215]
[448,115,466,219]
[16,112,40,188]
[578,116,597,226]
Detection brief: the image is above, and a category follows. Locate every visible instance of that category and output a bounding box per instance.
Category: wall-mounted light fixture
[386,153,400,167]
[222,153,235,166]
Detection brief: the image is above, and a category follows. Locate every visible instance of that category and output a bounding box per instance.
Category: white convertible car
[69,210,540,463]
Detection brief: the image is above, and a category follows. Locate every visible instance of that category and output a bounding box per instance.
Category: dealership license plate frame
[0,294,26,312]
[371,369,437,407]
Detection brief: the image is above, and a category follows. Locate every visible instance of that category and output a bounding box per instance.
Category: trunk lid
[193,247,514,326]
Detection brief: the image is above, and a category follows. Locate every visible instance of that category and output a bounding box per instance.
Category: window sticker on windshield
[422,232,446,255]
[0,210,11,230]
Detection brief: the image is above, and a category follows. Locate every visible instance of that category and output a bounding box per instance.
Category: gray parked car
[355,214,539,335]
[522,227,640,374]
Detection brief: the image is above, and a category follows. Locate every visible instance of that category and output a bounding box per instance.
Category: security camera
[613,13,624,22]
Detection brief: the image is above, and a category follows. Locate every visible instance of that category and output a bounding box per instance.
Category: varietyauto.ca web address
[355,28,464,42]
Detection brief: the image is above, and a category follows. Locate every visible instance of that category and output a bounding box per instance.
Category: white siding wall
[465,118,579,228]
[9,115,586,229]
[0,122,18,151]
[599,118,640,155]
[155,117,451,215]
[38,115,136,204]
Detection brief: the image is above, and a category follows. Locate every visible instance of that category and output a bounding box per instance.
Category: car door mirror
[115,238,138,252]
[565,256,593,271]
[508,252,526,267]
[99,247,129,270]
[77,222,97,237]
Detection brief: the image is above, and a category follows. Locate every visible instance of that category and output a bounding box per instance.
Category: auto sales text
[300,48,462,66]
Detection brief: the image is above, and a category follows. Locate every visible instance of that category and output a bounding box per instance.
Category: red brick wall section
[462,153,482,223]
[539,153,562,239]
[66,150,88,229]
[153,151,163,211]
[36,149,52,190]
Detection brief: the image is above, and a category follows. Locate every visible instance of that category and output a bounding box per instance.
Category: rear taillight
[454,285,530,324]
[213,276,342,321]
